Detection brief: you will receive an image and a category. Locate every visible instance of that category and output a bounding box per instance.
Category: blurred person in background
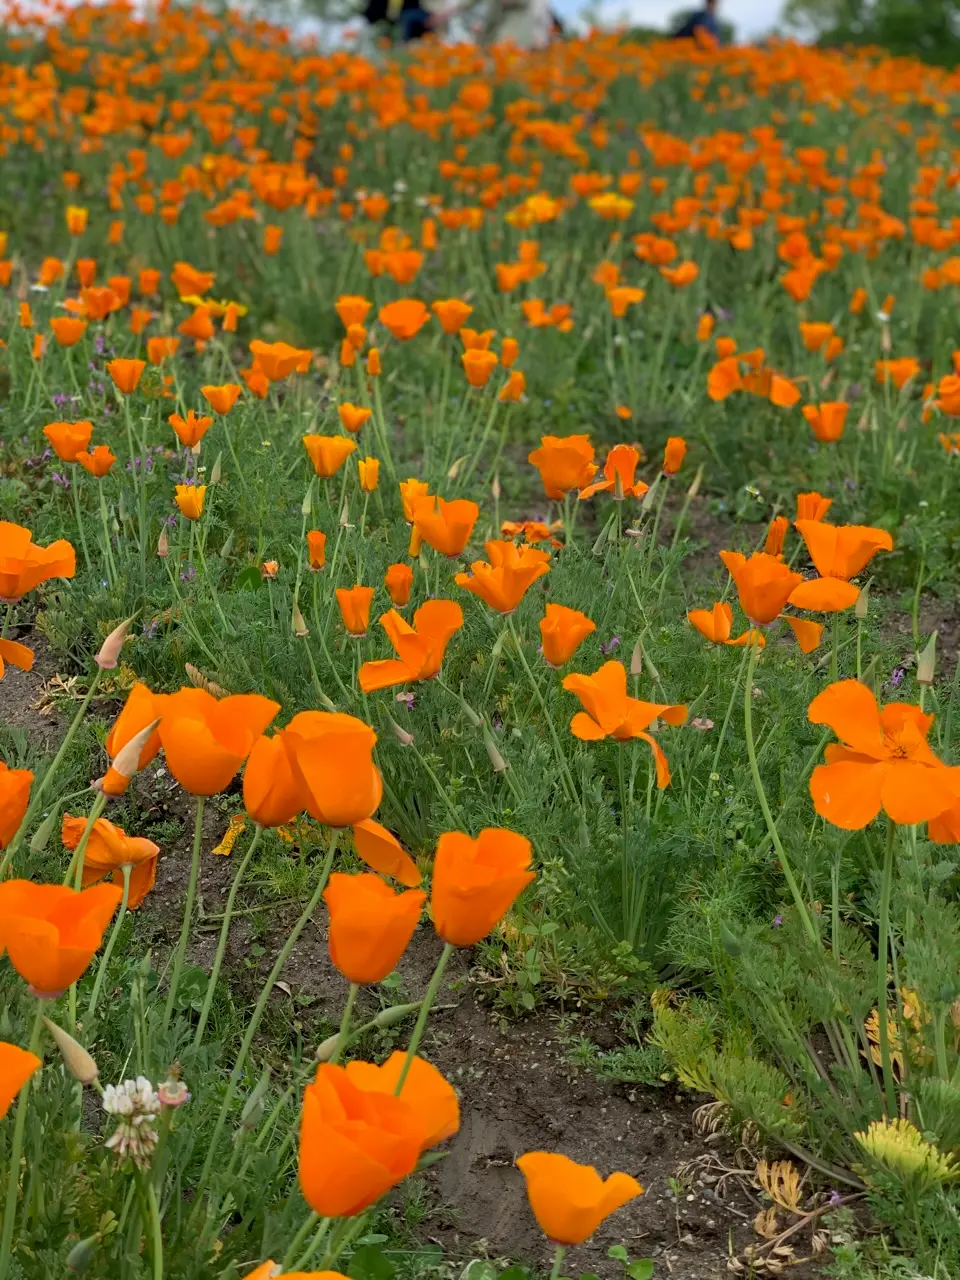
[672,0,722,43]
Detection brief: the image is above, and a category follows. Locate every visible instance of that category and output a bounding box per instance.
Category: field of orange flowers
[1,4,960,1278]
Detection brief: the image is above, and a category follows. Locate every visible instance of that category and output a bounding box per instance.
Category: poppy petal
[810,760,885,829]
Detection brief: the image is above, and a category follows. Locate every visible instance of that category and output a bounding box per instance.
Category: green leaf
[607,1246,629,1263]
[499,1268,532,1280]
[235,565,262,591]
[626,1261,655,1280]
[459,1263,498,1280]
[348,1244,395,1280]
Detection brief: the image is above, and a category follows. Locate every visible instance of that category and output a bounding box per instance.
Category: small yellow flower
[855,1117,959,1191]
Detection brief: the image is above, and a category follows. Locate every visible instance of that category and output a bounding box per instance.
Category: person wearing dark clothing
[673,0,721,42]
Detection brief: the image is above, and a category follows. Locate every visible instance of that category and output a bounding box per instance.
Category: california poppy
[662,437,687,476]
[789,522,893,610]
[201,384,242,415]
[169,410,212,449]
[0,1043,41,1119]
[0,522,75,600]
[50,317,88,347]
[298,1064,422,1217]
[306,530,326,570]
[0,636,34,680]
[499,371,526,402]
[0,761,32,848]
[528,436,597,499]
[460,329,495,352]
[106,683,167,773]
[352,820,421,886]
[336,296,372,329]
[688,602,764,648]
[344,1052,459,1152]
[171,262,215,298]
[378,299,429,341]
[358,458,380,492]
[456,541,550,614]
[175,484,206,521]
[0,880,123,996]
[764,516,788,557]
[358,601,463,692]
[562,662,687,784]
[432,298,473,333]
[147,337,180,365]
[539,604,596,667]
[43,421,93,463]
[61,814,159,909]
[385,563,413,606]
[579,445,648,501]
[719,552,804,626]
[338,404,372,435]
[501,337,520,368]
[462,349,498,388]
[249,340,311,382]
[284,711,382,827]
[517,1152,642,1245]
[243,732,305,828]
[324,873,426,984]
[796,491,832,521]
[412,496,479,557]
[337,585,375,637]
[303,435,356,478]
[76,446,116,478]
[802,402,848,443]
[106,358,145,395]
[808,681,960,829]
[431,828,535,947]
[400,479,430,522]
[158,688,280,796]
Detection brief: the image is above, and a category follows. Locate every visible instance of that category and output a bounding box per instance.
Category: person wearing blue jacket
[673,0,721,42]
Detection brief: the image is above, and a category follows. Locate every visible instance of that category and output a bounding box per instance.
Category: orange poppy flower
[789,522,893,611]
[367,348,381,376]
[338,403,372,434]
[719,551,804,626]
[178,306,214,343]
[499,370,526,402]
[139,268,161,296]
[378,299,429,341]
[849,287,867,314]
[0,761,32,848]
[343,1052,459,1152]
[241,365,270,398]
[539,604,596,667]
[460,328,496,352]
[456,541,550,614]
[76,258,96,288]
[303,435,356,478]
[284,711,382,827]
[157,688,279,796]
[799,321,835,353]
[106,359,145,395]
[707,355,742,400]
[324,873,426,984]
[400,479,430,522]
[61,814,159,909]
[696,313,715,341]
[0,1043,41,1119]
[243,731,305,828]
[528,435,597,499]
[808,680,960,830]
[875,358,920,390]
[662,436,687,475]
[500,337,520,368]
[263,225,283,255]
[431,828,535,947]
[688,602,764,649]
[335,295,372,329]
[579,444,648,500]
[796,491,832,521]
[0,522,75,600]
[517,1152,642,1246]
[169,410,212,449]
[174,484,206,521]
[0,880,123,996]
[76,445,116,478]
[249,340,311,381]
[385,563,413,606]
[306,530,327,570]
[659,261,699,287]
[201,384,242,415]
[352,820,421,887]
[336,585,374,637]
[147,337,180,365]
[358,601,463,692]
[412,496,479,557]
[765,516,788,557]
[432,298,473,334]
[105,683,167,773]
[462,349,498,388]
[171,261,215,298]
[562,661,687,784]
[50,317,88,347]
[129,308,152,336]
[358,458,379,493]
[43,420,93,462]
[606,286,645,317]
[802,402,848,443]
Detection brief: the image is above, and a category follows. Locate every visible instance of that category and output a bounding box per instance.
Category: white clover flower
[103,1077,162,1168]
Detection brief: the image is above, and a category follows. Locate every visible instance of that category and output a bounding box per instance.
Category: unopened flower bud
[99,718,161,796]
[630,641,644,677]
[339,496,351,528]
[917,630,937,686]
[44,1017,99,1085]
[387,716,414,746]
[210,452,223,485]
[95,617,133,670]
[67,1236,100,1272]
[491,473,501,500]
[240,1067,271,1129]
[219,531,235,559]
[30,807,60,853]
[686,464,703,498]
[301,486,313,517]
[855,580,871,620]
[483,725,508,774]
[292,601,309,638]
[374,1001,421,1028]
[156,526,169,558]
[314,1033,342,1063]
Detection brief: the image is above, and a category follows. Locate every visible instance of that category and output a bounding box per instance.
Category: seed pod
[44,1018,99,1085]
[67,1236,100,1272]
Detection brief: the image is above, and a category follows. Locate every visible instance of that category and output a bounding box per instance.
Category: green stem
[507,619,579,808]
[330,983,358,1066]
[395,943,454,1093]
[144,1176,164,1280]
[281,1211,321,1271]
[743,640,819,947]
[549,1244,567,1280]
[876,819,898,1117]
[193,825,263,1049]
[0,1002,44,1279]
[192,829,341,1213]
[86,862,131,1021]
[1,667,104,870]
[163,795,205,1032]
[709,643,751,782]
[70,467,93,574]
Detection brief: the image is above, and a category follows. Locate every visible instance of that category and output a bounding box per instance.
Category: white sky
[558,0,776,37]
